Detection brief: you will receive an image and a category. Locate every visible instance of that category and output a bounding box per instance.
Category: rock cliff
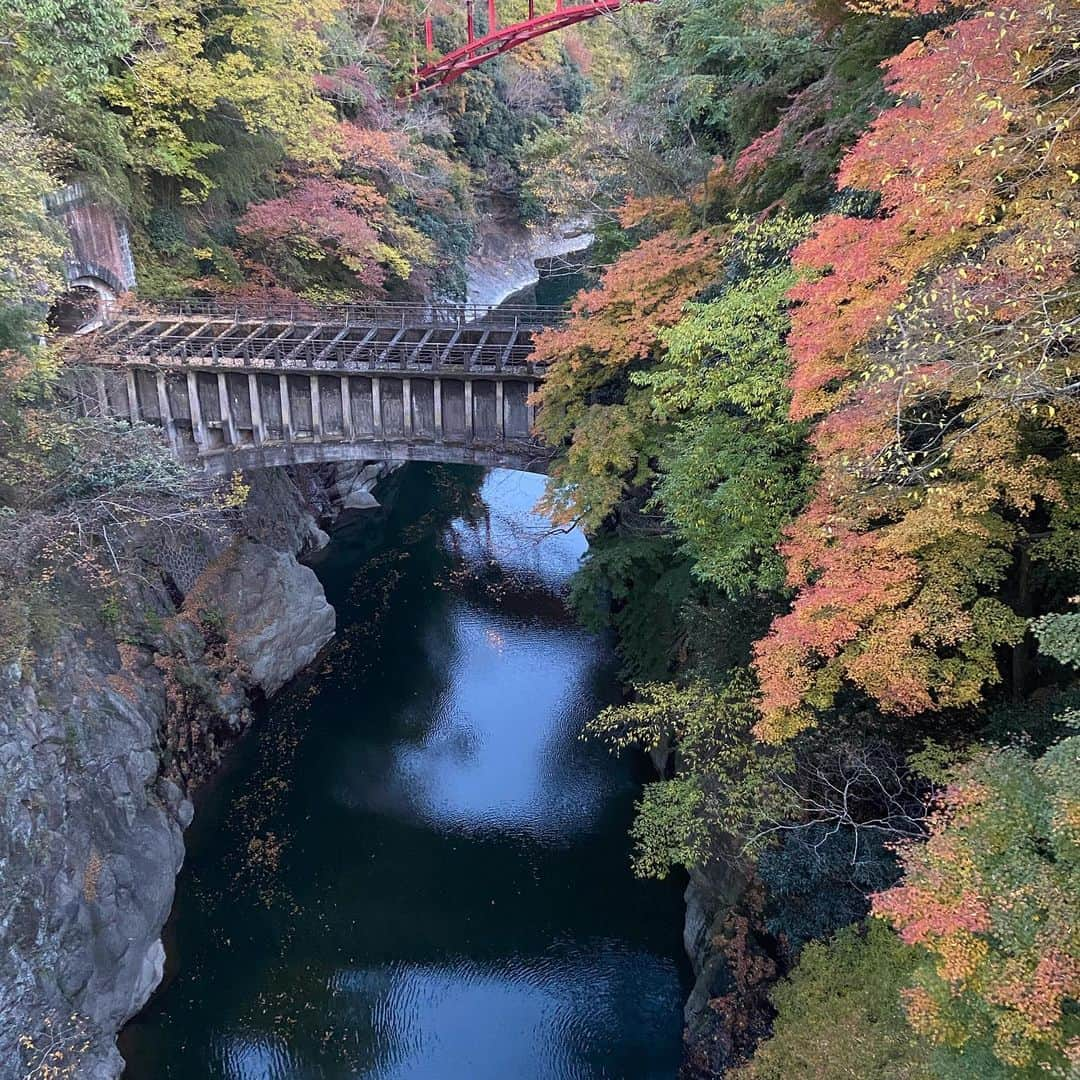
[0,462,387,1079]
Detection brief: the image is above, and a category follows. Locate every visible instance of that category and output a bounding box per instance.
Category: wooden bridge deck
[90,314,543,374]
[71,301,563,475]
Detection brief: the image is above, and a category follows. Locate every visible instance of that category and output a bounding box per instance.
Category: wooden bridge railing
[124,297,567,330]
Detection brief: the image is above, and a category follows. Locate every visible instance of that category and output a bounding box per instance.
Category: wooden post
[248,373,265,446]
[279,374,293,442]
[187,371,208,451]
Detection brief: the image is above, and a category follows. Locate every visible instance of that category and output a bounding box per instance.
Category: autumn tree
[103,0,342,200]
[753,0,1080,741]
[734,920,933,1080]
[533,222,721,529]
[874,734,1080,1077]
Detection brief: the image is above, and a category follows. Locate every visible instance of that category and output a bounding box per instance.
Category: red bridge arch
[412,0,655,93]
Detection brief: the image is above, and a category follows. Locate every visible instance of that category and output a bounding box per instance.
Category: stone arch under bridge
[69,300,559,475]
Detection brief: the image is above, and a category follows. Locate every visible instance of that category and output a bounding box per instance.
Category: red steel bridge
[411,0,655,92]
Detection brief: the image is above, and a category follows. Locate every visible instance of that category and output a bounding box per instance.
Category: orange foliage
[532,227,721,527]
[872,738,1080,1072]
[786,6,1035,421]
[753,0,1080,739]
[533,229,720,378]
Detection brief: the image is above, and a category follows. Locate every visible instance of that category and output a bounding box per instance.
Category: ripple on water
[322,944,683,1080]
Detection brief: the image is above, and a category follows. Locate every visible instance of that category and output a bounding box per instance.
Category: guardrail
[120,297,568,329]
[115,337,544,373]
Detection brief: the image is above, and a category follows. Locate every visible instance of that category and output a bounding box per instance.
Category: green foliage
[0,113,66,349]
[569,533,696,681]
[981,691,1080,756]
[875,735,1080,1078]
[630,778,710,878]
[587,673,796,876]
[146,209,188,256]
[0,0,134,105]
[633,0,822,147]
[639,215,814,595]
[1031,612,1080,670]
[102,0,341,200]
[736,921,933,1080]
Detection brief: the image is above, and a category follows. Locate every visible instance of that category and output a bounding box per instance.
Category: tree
[585,672,797,877]
[753,0,1080,741]
[638,213,814,597]
[103,0,342,199]
[0,113,66,349]
[533,224,721,529]
[873,735,1080,1078]
[735,920,933,1080]
[236,177,390,294]
[0,0,133,105]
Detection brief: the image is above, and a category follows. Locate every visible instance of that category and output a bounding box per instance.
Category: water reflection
[121,465,687,1080]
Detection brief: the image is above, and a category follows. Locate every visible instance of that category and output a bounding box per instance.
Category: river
[120,463,690,1079]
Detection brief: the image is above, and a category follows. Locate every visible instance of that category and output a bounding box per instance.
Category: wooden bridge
[71,298,563,475]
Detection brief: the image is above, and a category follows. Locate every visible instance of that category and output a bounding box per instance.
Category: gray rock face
[333,462,387,511]
[0,462,380,1078]
[0,638,184,1080]
[219,540,335,697]
[466,212,592,308]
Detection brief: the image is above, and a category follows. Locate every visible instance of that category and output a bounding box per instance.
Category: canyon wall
[0,463,388,1078]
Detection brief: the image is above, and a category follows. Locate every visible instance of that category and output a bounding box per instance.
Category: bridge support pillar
[371,377,383,437]
[464,380,474,443]
[217,373,236,446]
[125,370,139,423]
[278,374,293,442]
[341,376,354,440]
[433,379,443,439]
[186,371,208,450]
[495,379,505,440]
[93,371,109,417]
[402,378,413,437]
[248,374,265,446]
[527,379,537,433]
[155,371,179,453]
[309,375,323,443]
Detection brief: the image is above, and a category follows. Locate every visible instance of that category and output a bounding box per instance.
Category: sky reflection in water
[120,466,688,1080]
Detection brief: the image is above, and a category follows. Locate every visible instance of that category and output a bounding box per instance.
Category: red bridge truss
[411,0,655,93]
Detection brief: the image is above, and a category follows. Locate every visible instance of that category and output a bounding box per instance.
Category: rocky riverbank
[465,207,592,308]
[0,462,389,1079]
